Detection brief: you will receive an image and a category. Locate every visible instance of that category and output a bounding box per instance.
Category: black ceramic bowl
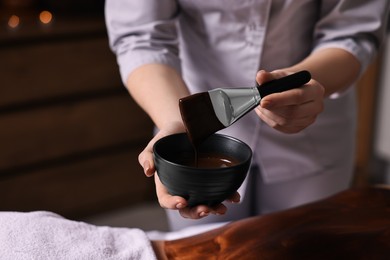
[153,133,252,207]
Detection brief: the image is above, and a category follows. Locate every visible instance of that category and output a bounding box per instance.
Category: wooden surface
[0,14,155,219]
[164,187,390,259]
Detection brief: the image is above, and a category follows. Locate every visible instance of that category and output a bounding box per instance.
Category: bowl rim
[153,133,252,171]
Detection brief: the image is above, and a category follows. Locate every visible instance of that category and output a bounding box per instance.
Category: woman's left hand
[255,70,325,134]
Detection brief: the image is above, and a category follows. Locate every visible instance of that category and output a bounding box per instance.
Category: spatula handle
[257,70,311,98]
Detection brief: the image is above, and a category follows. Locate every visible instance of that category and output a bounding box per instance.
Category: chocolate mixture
[176,152,239,169]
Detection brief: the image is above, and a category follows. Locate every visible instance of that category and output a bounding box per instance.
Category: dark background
[0,0,155,220]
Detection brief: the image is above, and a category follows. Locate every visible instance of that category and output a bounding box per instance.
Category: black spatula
[179,70,311,146]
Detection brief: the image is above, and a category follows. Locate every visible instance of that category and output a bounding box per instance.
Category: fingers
[257,99,323,125]
[260,80,325,109]
[256,70,279,85]
[256,107,317,133]
[177,192,241,219]
[156,173,240,219]
[138,137,157,177]
[257,70,324,109]
[156,171,231,218]
[256,94,323,134]
[154,173,187,210]
[179,203,229,219]
[227,191,241,203]
[255,70,325,134]
[138,129,175,177]
[138,122,187,177]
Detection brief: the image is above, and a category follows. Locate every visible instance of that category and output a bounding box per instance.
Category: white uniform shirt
[105,0,388,183]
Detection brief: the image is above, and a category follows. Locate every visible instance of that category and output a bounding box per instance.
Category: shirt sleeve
[105,0,181,85]
[313,0,389,74]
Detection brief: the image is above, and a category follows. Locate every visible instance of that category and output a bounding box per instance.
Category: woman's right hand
[138,121,240,219]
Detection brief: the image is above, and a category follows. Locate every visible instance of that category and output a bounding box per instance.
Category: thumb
[256,70,290,108]
[138,135,160,177]
[138,148,155,177]
[256,70,276,85]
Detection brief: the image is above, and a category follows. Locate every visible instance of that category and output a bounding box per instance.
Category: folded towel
[0,211,156,260]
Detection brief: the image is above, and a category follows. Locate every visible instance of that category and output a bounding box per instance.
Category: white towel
[0,211,156,260]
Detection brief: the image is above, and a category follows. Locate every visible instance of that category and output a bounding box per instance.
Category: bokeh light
[8,15,20,29]
[39,11,53,25]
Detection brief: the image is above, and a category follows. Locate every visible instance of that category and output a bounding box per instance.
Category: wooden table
[164,187,390,259]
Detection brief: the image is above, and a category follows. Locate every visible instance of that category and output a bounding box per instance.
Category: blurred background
[0,0,167,231]
[0,1,389,232]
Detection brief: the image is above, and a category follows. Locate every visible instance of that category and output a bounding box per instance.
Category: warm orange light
[39,11,53,24]
[8,15,20,28]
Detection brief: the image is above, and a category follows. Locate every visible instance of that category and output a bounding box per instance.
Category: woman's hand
[138,121,240,219]
[255,70,325,134]
[138,121,185,178]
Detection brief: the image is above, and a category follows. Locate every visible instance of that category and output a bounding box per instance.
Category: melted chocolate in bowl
[175,152,239,168]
